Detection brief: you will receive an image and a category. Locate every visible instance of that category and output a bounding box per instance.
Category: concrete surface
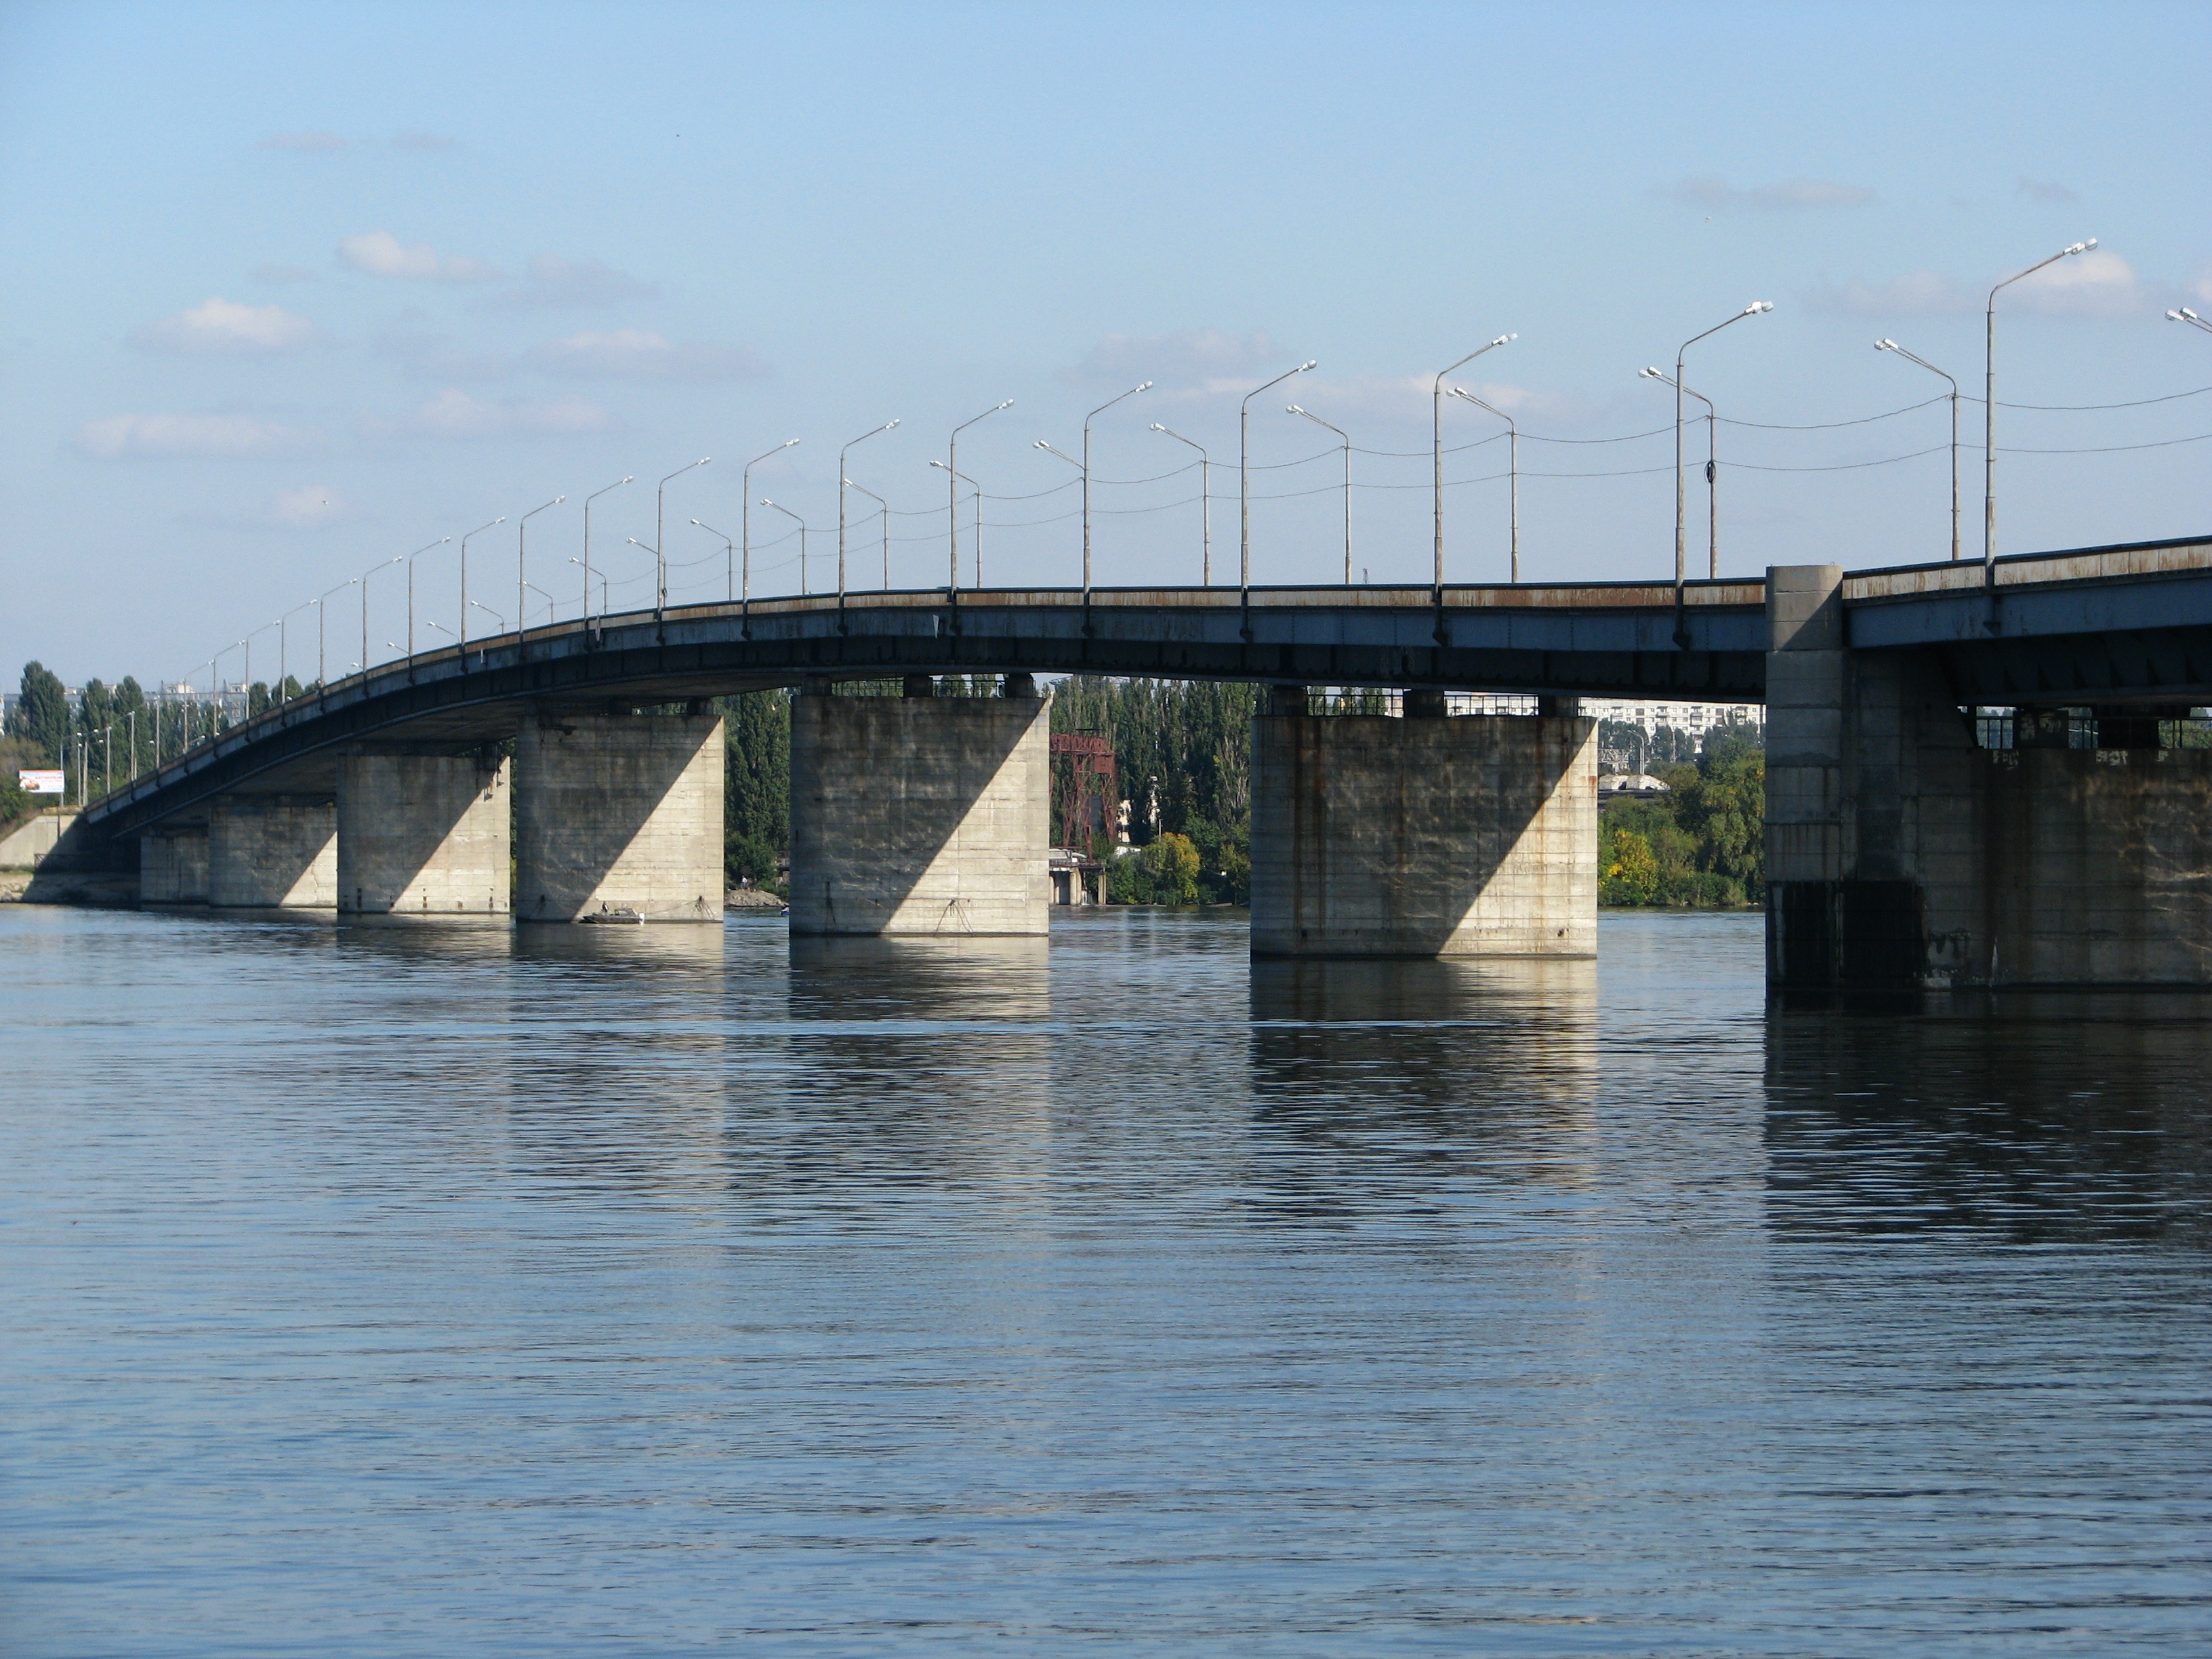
[789,689,1051,937]
[208,794,337,908]
[1250,710,1598,958]
[337,751,511,916]
[513,708,724,922]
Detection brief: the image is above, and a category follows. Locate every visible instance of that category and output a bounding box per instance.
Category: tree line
[1599,734,1766,906]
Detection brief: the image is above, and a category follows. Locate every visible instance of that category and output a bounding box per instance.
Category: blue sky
[3,0,2207,684]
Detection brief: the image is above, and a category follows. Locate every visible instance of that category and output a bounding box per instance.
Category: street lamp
[691,518,736,602]
[1987,241,2094,565]
[316,581,353,684]
[1433,335,1514,586]
[2171,306,2212,337]
[949,401,1012,590]
[1639,369,1714,579]
[759,499,808,593]
[279,598,315,692]
[1288,405,1351,583]
[930,462,985,583]
[743,441,800,613]
[1149,424,1210,585]
[458,517,504,651]
[1875,338,1962,561]
[361,554,402,675]
[1669,304,1771,583]
[842,479,891,588]
[656,458,712,621]
[840,421,899,598]
[1242,361,1316,594]
[404,537,449,659]
[1450,386,1522,582]
[568,558,609,620]
[516,495,565,649]
[581,476,631,634]
[524,581,557,627]
[469,598,506,636]
[1078,382,1151,597]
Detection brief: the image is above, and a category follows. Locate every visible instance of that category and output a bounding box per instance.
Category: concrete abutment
[1250,708,1598,958]
[337,750,511,916]
[513,708,724,922]
[207,795,337,908]
[789,684,1051,937]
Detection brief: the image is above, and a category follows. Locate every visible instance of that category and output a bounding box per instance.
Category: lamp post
[691,519,736,602]
[1449,386,1522,582]
[580,476,631,635]
[360,554,401,675]
[930,462,984,583]
[469,599,506,638]
[524,582,557,627]
[1639,369,1716,578]
[759,499,808,594]
[404,537,449,658]
[1874,339,1961,561]
[316,583,352,684]
[279,598,315,692]
[1670,304,1771,583]
[842,479,890,588]
[516,495,565,650]
[568,558,609,619]
[840,421,899,599]
[1149,424,1210,584]
[949,401,1012,590]
[1987,241,2094,565]
[2171,306,2212,337]
[1433,335,1514,587]
[1032,441,1082,583]
[656,458,712,621]
[1242,361,1315,594]
[458,518,504,651]
[1288,405,1351,583]
[743,441,800,612]
[1078,382,1151,597]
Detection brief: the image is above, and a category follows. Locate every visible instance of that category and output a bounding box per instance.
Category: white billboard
[18,770,64,796]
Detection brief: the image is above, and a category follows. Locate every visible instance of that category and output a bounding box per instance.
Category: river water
[3,904,2208,1655]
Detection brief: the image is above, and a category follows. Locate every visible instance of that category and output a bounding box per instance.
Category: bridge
[41,531,2212,990]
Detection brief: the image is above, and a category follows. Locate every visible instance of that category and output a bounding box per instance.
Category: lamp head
[2066,239,2096,255]
[1287,404,1306,415]
[1492,333,1515,347]
[2183,308,2203,322]
[691,518,702,526]
[1746,301,1774,314]
[1875,338,1898,351]
[1298,360,1317,371]
[621,475,633,483]
[1639,366,1664,379]
[1136,380,1153,392]
[885,419,900,430]
[996,400,1014,410]
[933,459,951,470]
[1150,423,1166,432]
[554,495,566,504]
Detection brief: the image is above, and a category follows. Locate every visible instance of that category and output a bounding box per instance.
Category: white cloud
[389,388,619,438]
[2190,263,2212,308]
[75,411,308,459]
[1669,176,1876,211]
[494,253,658,308]
[526,328,766,381]
[264,485,352,528]
[337,230,501,283]
[390,130,455,153]
[1068,328,1282,390]
[259,131,346,152]
[2011,249,2149,316]
[129,296,319,354]
[1807,270,1979,317]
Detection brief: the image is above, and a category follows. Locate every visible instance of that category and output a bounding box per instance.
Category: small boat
[581,905,644,924]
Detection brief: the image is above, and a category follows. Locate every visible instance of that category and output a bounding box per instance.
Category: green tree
[1143,831,1202,904]
[14,662,68,764]
[719,689,791,889]
[1601,826,1660,905]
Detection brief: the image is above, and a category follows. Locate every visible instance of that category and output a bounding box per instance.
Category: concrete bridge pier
[207,794,337,908]
[1765,562,2212,988]
[337,748,511,916]
[513,706,725,922]
[1250,688,1598,958]
[139,821,209,905]
[788,676,1051,937]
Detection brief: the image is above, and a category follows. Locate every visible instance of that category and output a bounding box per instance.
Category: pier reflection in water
[3,905,2208,1656]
